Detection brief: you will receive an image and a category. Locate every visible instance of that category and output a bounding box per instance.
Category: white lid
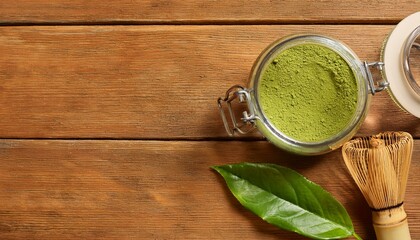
[382,12,420,118]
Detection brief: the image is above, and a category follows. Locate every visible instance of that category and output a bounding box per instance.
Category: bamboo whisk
[342,132,413,240]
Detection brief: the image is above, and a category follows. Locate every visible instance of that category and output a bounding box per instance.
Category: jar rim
[248,34,370,155]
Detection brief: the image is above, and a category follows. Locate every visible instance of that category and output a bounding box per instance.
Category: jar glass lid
[382,12,420,118]
[403,26,420,96]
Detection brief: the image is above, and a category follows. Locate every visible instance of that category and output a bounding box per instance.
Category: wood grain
[0,25,419,139]
[0,140,418,239]
[1,2,419,240]
[0,1,417,24]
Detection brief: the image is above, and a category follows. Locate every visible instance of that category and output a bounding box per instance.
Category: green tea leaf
[212,163,360,240]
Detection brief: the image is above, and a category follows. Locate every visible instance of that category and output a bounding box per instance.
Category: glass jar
[218,12,420,155]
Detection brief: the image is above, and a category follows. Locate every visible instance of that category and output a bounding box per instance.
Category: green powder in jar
[258,44,358,142]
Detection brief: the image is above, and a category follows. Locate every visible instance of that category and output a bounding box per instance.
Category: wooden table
[0,2,419,239]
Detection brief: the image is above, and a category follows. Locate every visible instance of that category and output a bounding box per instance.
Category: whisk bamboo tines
[342,132,413,240]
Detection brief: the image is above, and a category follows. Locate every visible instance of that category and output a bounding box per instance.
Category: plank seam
[0,138,418,141]
[0,20,399,27]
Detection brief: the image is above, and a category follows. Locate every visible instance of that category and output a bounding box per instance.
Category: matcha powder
[258,44,358,142]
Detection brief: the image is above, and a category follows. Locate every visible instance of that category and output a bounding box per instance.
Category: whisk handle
[373,218,411,240]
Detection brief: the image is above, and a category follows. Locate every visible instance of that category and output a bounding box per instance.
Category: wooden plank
[0,25,419,139]
[0,1,417,24]
[0,139,419,239]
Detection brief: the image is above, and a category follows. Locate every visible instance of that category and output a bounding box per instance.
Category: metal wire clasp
[364,61,389,95]
[217,85,257,136]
